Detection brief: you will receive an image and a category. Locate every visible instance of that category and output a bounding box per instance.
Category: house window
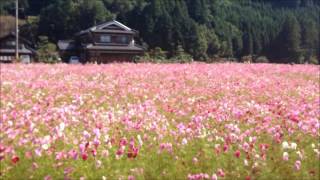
[100,35,111,43]
[0,56,12,61]
[6,41,15,46]
[112,36,129,44]
[119,36,128,44]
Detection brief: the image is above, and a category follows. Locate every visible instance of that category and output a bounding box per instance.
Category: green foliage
[0,0,29,15]
[283,15,301,58]
[77,0,114,28]
[254,56,269,63]
[170,45,193,63]
[2,0,320,63]
[38,0,114,42]
[241,55,253,63]
[137,47,167,63]
[308,56,319,65]
[151,47,167,61]
[37,36,60,63]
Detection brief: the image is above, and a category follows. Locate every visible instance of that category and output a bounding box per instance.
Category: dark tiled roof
[76,20,136,36]
[0,32,33,46]
[92,29,135,34]
[0,48,33,54]
[85,44,144,52]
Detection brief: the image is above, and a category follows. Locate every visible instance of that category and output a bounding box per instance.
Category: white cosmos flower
[283,152,289,161]
[282,141,290,149]
[211,173,218,180]
[181,138,188,145]
[42,144,49,150]
[137,135,143,146]
[296,151,303,160]
[244,159,249,166]
[290,142,297,150]
[59,122,65,132]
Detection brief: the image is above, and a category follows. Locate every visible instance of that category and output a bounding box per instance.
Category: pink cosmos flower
[128,175,135,180]
[32,162,39,170]
[91,149,97,157]
[223,144,228,152]
[294,160,301,171]
[211,173,218,180]
[102,149,109,157]
[68,149,78,160]
[64,167,74,175]
[116,147,125,156]
[35,148,42,157]
[82,153,88,161]
[217,169,225,177]
[25,151,33,159]
[11,155,19,164]
[44,175,52,180]
[127,147,139,159]
[55,152,65,160]
[283,152,289,161]
[119,138,128,146]
[234,150,241,158]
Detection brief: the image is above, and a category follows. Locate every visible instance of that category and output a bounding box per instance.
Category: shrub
[241,55,253,63]
[136,47,168,63]
[170,45,193,63]
[254,56,269,63]
[309,56,319,65]
[37,36,61,64]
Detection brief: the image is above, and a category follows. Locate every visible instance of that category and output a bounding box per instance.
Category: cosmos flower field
[0,63,319,180]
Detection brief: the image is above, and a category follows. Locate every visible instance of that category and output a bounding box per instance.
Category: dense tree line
[1,0,319,63]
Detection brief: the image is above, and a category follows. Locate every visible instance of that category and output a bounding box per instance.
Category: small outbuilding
[0,32,36,63]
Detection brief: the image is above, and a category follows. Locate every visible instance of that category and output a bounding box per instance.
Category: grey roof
[0,32,33,46]
[92,29,135,34]
[0,48,34,54]
[76,20,136,36]
[85,44,144,52]
[58,40,76,50]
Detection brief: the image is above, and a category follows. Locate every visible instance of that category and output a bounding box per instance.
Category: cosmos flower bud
[283,152,289,161]
[211,173,218,180]
[192,157,198,164]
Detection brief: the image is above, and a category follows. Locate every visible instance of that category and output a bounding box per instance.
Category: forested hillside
[1,0,319,63]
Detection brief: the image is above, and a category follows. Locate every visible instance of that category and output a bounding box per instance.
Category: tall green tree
[280,14,302,62]
[38,0,113,42]
[77,0,113,28]
[301,19,319,61]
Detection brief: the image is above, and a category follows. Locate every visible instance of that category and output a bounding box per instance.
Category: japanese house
[58,20,144,63]
[0,32,36,63]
